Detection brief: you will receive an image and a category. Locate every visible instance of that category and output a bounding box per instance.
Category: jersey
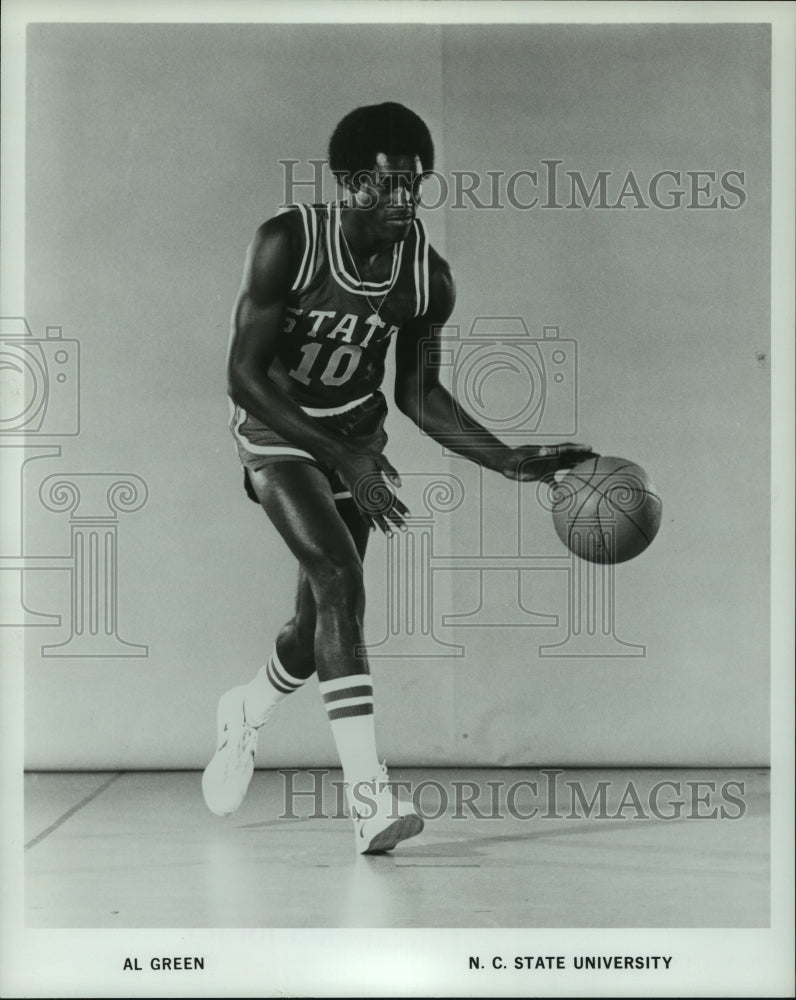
[268,202,432,408]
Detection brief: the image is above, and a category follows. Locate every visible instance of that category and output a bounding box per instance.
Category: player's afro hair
[328,102,435,182]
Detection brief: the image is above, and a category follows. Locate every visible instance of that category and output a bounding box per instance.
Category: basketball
[551,456,662,564]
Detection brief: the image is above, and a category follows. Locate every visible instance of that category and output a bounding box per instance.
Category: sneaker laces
[241,696,278,731]
[219,707,259,778]
[237,723,257,757]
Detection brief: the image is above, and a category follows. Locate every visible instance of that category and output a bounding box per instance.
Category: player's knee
[308,556,364,606]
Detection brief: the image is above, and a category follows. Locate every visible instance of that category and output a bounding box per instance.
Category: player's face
[350,152,424,243]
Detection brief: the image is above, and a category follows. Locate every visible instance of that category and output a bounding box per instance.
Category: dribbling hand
[501,443,595,483]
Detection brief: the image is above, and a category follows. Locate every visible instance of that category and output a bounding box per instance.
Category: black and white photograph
[1,1,793,997]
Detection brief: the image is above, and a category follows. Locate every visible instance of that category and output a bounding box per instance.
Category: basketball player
[203,103,592,854]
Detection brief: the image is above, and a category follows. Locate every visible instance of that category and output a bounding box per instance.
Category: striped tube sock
[319,674,380,787]
[243,647,305,726]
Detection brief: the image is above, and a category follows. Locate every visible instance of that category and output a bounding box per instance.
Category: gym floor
[24,767,768,928]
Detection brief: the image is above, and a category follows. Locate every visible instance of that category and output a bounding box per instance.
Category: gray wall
[22,23,769,768]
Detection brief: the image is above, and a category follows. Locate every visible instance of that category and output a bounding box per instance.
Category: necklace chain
[339,215,397,320]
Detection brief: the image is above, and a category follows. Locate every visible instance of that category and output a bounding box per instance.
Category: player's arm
[228,216,407,532]
[394,250,592,482]
[227,215,346,465]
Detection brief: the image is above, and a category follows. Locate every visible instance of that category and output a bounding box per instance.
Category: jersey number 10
[288,342,362,388]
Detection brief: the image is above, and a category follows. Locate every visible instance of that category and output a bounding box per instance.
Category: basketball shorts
[229,391,389,504]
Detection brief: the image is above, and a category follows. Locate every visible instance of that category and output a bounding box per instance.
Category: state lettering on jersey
[277,204,431,403]
[283,307,397,348]
[306,309,335,337]
[327,313,358,343]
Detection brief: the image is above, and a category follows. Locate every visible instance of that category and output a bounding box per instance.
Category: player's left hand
[501,443,595,483]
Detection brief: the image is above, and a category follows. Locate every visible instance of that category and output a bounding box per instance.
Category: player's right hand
[335,450,410,535]
[502,442,594,483]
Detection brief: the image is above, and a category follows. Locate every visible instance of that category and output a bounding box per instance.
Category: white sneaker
[349,764,423,855]
[201,686,264,816]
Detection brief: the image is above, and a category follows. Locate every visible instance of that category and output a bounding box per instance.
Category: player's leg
[251,462,370,681]
[235,496,371,725]
[202,481,371,816]
[271,496,371,684]
[227,391,382,698]
[238,571,317,733]
[250,463,421,853]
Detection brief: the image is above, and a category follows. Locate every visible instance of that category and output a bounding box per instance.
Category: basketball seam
[579,454,601,486]
[563,474,600,493]
[559,458,603,531]
[596,491,655,546]
[620,490,662,545]
[595,502,609,562]
[620,506,652,544]
[564,462,655,561]
[567,462,635,529]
